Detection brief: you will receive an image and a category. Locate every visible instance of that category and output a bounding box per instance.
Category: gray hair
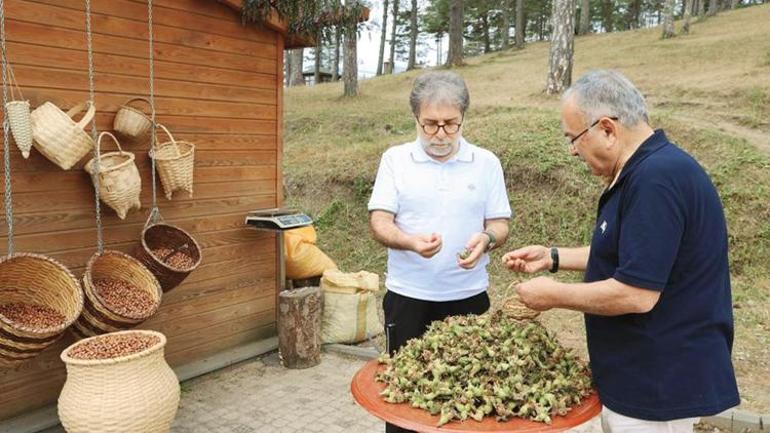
[563,70,649,127]
[410,71,470,117]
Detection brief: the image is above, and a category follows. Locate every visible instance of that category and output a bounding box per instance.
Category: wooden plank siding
[0,0,284,420]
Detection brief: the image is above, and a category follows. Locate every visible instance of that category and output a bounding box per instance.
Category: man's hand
[410,233,443,258]
[515,276,559,311]
[502,245,552,273]
[457,232,489,269]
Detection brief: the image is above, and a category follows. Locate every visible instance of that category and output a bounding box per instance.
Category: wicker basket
[84,132,142,220]
[0,253,83,368]
[501,281,540,321]
[150,124,194,200]
[5,66,33,159]
[30,101,95,170]
[113,97,153,139]
[135,223,202,292]
[59,330,180,433]
[72,251,162,339]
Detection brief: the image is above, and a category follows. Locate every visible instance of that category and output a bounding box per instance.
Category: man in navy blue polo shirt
[502,70,739,432]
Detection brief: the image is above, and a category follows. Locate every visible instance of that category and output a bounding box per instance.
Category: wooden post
[278,286,323,369]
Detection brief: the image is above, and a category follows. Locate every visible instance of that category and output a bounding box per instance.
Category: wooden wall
[0,0,283,420]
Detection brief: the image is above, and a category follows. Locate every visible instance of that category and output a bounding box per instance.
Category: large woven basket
[72,251,162,339]
[59,330,180,433]
[150,124,194,200]
[0,253,83,368]
[113,97,153,139]
[30,101,95,170]
[5,65,33,159]
[84,132,142,220]
[135,223,202,292]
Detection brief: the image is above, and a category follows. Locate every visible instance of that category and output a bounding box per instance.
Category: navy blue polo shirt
[584,130,740,421]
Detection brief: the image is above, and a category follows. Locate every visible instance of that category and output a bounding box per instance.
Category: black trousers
[382,290,490,433]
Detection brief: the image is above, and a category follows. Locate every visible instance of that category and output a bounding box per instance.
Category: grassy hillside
[283,5,770,412]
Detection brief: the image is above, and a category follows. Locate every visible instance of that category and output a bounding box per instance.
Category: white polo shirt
[368,138,512,301]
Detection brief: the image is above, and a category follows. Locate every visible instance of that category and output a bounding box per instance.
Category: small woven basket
[113,97,153,139]
[84,132,142,220]
[5,65,32,159]
[135,220,202,292]
[500,281,541,321]
[30,101,95,170]
[0,253,83,368]
[149,124,194,200]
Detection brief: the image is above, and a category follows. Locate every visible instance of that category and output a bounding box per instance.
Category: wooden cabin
[0,0,308,426]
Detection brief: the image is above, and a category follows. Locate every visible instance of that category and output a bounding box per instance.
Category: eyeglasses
[567,116,619,146]
[417,117,463,136]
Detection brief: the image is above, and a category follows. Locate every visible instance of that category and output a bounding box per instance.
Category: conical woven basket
[59,330,180,433]
[0,253,83,368]
[149,124,194,200]
[84,132,141,220]
[5,66,33,159]
[30,101,95,170]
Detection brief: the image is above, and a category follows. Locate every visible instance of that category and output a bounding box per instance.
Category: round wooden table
[351,359,602,433]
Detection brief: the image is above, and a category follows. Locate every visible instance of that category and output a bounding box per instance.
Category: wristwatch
[549,247,559,273]
[482,231,497,252]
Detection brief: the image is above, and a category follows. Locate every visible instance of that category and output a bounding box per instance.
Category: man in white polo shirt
[368,71,511,433]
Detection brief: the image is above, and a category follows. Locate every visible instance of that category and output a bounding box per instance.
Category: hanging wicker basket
[150,124,194,200]
[84,132,142,220]
[113,97,153,139]
[0,253,84,368]
[30,101,96,170]
[72,251,162,339]
[135,220,202,293]
[59,330,180,433]
[5,66,33,159]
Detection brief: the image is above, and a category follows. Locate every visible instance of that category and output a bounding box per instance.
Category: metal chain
[148,0,160,225]
[0,0,14,255]
[85,0,103,253]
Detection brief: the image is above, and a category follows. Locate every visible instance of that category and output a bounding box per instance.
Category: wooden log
[277,286,322,369]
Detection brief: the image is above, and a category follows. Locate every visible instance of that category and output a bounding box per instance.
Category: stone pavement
[171,350,603,433]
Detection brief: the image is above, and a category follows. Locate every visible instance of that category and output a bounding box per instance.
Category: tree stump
[278,286,323,369]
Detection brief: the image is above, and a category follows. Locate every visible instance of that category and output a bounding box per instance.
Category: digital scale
[244,208,314,293]
[245,208,313,230]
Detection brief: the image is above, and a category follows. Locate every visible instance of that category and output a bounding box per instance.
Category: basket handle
[6,64,25,102]
[123,97,154,115]
[156,123,182,158]
[67,102,97,130]
[97,131,125,155]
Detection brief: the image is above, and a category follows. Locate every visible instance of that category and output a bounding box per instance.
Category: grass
[283,4,770,413]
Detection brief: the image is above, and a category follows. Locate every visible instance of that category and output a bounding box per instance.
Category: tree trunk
[277,286,322,369]
[730,0,740,8]
[389,0,400,74]
[446,0,464,67]
[578,0,591,34]
[314,32,322,84]
[546,0,576,95]
[407,0,418,69]
[682,0,694,33]
[289,48,305,86]
[698,0,706,16]
[482,12,491,53]
[377,0,389,76]
[343,24,358,96]
[601,0,614,32]
[332,26,341,81]
[502,0,512,49]
[626,0,642,29]
[707,0,718,15]
[661,0,676,38]
[515,0,526,48]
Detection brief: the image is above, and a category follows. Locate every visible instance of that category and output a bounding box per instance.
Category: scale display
[245,208,313,230]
